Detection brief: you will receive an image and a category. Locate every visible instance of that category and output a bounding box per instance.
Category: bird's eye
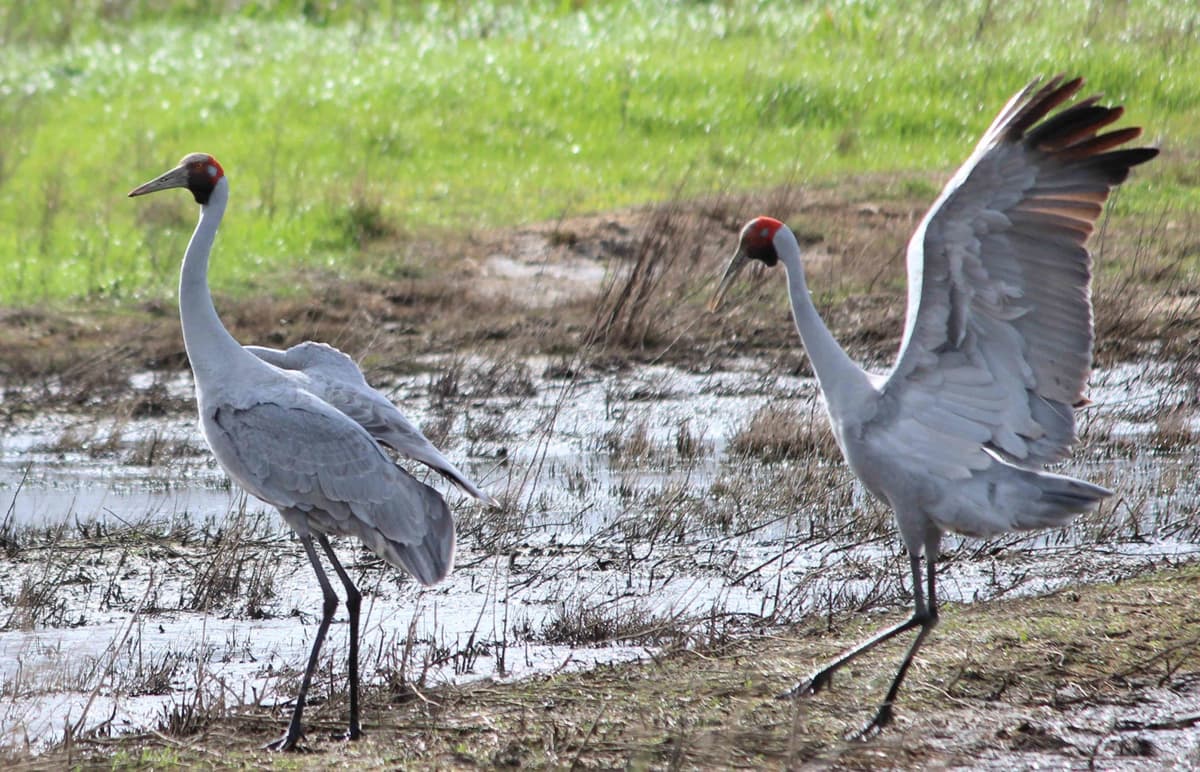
[207,165,218,177]
[760,228,770,239]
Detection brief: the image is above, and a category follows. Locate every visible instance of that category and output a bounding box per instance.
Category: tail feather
[434,464,500,508]
[390,503,456,586]
[377,426,499,508]
[355,477,457,586]
[935,463,1112,538]
[1012,470,1111,531]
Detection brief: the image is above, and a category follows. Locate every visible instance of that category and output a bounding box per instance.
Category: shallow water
[0,358,1196,748]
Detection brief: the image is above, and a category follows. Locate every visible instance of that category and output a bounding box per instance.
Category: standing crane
[710,76,1156,736]
[129,154,495,750]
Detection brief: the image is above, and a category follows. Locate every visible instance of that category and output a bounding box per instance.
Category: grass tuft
[728,403,842,464]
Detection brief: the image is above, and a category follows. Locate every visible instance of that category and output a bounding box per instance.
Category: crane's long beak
[708,248,749,312]
[128,165,189,197]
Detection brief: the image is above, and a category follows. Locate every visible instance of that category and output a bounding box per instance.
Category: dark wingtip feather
[1000,75,1157,186]
[1128,146,1160,165]
[1027,103,1121,151]
[1079,147,1160,186]
[1005,75,1083,138]
[1053,126,1142,161]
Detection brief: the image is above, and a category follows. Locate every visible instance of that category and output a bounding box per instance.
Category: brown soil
[4,176,1195,419]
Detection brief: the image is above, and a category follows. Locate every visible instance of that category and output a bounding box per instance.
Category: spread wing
[205,390,455,585]
[873,76,1157,480]
[246,342,497,505]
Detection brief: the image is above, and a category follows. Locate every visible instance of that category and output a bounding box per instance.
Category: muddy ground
[25,564,1199,770]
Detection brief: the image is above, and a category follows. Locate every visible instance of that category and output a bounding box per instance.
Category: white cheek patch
[207,164,218,177]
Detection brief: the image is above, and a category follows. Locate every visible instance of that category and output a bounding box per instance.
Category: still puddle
[0,358,1197,748]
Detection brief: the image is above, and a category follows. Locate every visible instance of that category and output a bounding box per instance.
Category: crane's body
[712,76,1156,736]
[761,221,1110,564]
[129,154,491,749]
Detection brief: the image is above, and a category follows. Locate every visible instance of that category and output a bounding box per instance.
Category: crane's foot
[847,702,894,742]
[264,732,303,752]
[331,726,363,742]
[777,666,836,700]
[264,720,307,752]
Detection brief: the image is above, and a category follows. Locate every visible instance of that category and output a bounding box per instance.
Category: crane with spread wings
[711,75,1157,736]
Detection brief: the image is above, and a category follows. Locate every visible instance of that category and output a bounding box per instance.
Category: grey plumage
[129,153,492,750]
[207,398,455,585]
[245,341,497,507]
[712,75,1156,736]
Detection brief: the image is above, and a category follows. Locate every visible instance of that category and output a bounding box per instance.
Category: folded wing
[207,391,455,585]
[247,341,497,505]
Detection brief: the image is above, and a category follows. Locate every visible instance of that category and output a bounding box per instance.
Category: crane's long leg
[854,551,939,738]
[317,533,363,741]
[780,553,939,737]
[266,534,339,752]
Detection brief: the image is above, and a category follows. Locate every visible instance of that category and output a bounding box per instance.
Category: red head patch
[180,153,223,182]
[740,216,783,249]
[178,153,224,205]
[739,216,784,266]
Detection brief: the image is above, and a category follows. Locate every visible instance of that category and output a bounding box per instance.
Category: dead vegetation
[728,402,843,464]
[181,507,280,616]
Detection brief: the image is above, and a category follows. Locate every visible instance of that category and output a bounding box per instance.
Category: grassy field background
[0,0,1196,304]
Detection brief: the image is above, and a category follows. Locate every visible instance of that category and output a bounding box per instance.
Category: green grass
[0,0,1196,303]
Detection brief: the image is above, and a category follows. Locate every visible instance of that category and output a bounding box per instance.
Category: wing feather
[876,75,1156,471]
[206,394,455,585]
[246,342,497,505]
